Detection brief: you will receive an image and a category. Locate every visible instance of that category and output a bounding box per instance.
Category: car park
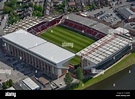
[94,11,105,18]
[10,60,18,66]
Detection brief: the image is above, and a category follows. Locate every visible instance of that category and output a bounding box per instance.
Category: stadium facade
[61,14,132,71]
[2,29,75,79]
[77,33,132,70]
[2,13,133,77]
[62,13,112,40]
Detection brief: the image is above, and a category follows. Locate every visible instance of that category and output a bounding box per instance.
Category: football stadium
[1,13,132,79]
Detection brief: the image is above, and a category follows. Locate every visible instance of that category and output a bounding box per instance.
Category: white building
[22,77,40,90]
[115,27,129,34]
[2,29,75,79]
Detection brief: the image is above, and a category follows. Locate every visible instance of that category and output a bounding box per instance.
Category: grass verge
[68,52,135,90]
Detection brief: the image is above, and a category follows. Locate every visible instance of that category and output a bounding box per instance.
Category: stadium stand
[62,19,106,39]
[27,16,63,35]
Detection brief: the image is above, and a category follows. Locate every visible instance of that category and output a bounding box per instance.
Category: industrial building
[117,7,135,22]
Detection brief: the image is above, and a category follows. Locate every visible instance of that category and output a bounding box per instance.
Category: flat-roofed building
[22,77,40,90]
[117,7,135,22]
[2,29,75,79]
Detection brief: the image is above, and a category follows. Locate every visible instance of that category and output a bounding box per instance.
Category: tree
[75,67,84,81]
[29,2,33,7]
[3,6,13,14]
[10,0,17,5]
[84,6,90,11]
[9,79,13,87]
[68,7,71,12]
[2,79,14,89]
[34,5,39,11]
[59,9,63,13]
[4,2,10,6]
[92,3,97,10]
[6,80,10,88]
[2,82,8,89]
[37,6,43,12]
[32,11,37,16]
[64,72,73,86]
[7,13,20,25]
[36,12,42,17]
[9,0,17,9]
[89,6,92,11]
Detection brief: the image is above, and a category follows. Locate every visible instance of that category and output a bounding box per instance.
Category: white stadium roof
[3,29,75,64]
[77,33,131,65]
[30,42,75,64]
[3,29,47,49]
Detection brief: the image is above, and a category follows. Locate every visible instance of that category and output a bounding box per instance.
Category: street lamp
[122,19,125,34]
[122,19,129,35]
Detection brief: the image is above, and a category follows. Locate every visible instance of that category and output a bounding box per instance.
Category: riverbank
[69,52,135,90]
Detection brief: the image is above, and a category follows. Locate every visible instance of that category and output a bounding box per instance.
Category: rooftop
[38,77,49,85]
[4,16,43,34]
[30,42,75,64]
[64,13,112,34]
[3,29,75,64]
[68,1,75,6]
[3,29,47,49]
[92,23,111,35]
[115,27,129,34]
[64,13,97,27]
[118,8,135,19]
[22,77,40,90]
[77,33,131,65]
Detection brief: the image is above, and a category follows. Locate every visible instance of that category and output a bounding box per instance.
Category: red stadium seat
[27,16,62,35]
[96,34,105,39]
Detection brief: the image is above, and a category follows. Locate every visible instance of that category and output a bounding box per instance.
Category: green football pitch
[39,26,95,65]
